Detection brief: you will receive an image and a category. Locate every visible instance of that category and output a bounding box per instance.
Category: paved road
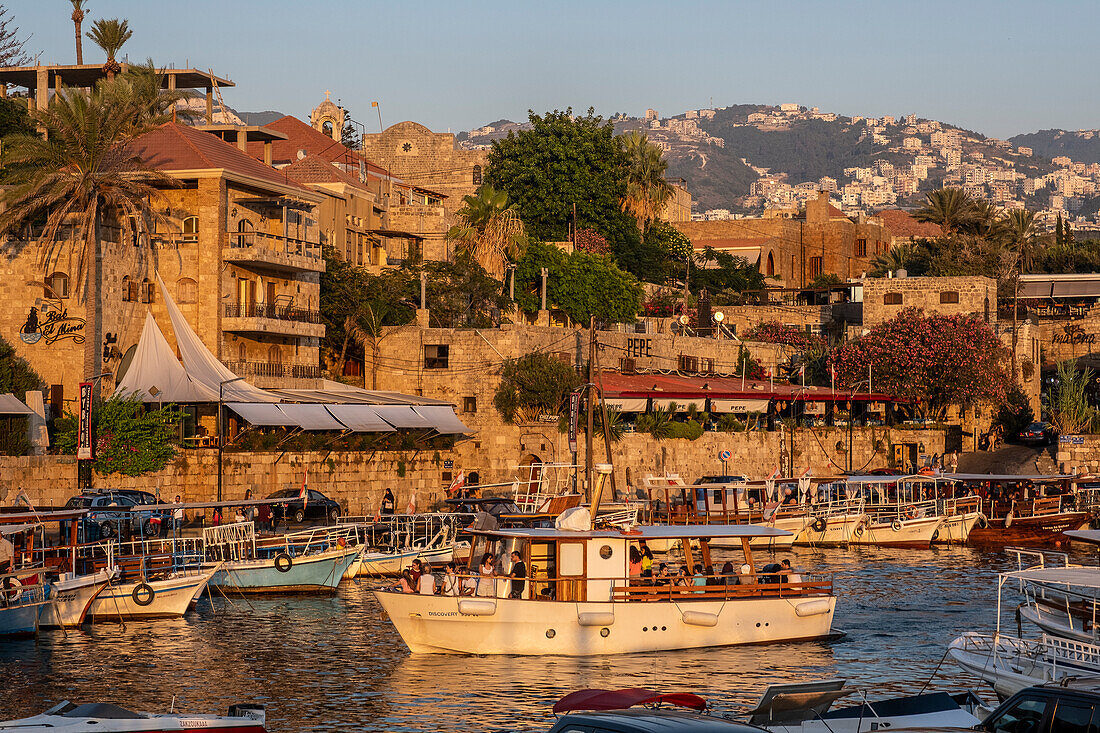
[957,442,1057,475]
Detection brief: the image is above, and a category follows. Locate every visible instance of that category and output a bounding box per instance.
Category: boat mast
[587,317,595,502]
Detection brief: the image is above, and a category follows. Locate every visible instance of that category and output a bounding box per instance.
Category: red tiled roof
[599,371,897,402]
[827,203,846,217]
[876,209,941,239]
[282,154,371,193]
[124,122,312,194]
[248,116,392,178]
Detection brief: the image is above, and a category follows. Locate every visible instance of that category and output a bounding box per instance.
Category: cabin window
[984,696,1048,733]
[472,165,482,185]
[45,272,69,299]
[884,293,903,305]
[855,238,867,257]
[181,216,199,242]
[121,275,133,302]
[598,545,613,560]
[559,542,585,576]
[141,278,154,304]
[808,256,823,279]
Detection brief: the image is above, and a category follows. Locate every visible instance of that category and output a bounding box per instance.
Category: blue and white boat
[206,522,359,594]
[0,571,49,637]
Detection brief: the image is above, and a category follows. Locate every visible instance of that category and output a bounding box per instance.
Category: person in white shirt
[418,563,436,595]
[172,495,185,531]
[442,563,460,596]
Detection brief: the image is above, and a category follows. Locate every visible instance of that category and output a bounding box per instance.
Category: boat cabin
[461,525,831,604]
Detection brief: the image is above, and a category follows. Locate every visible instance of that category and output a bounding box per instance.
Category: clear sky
[11,0,1099,139]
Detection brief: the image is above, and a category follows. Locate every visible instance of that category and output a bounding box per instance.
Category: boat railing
[1006,546,1070,571]
[863,499,941,520]
[942,496,983,517]
[407,571,833,603]
[0,571,47,607]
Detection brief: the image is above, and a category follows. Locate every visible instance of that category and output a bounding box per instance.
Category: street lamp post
[217,377,245,502]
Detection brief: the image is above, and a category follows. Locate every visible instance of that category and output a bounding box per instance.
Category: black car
[1018,421,1058,446]
[693,475,747,485]
[548,709,763,733]
[64,491,169,540]
[266,488,341,523]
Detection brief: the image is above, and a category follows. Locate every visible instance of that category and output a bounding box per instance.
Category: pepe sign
[1053,324,1098,346]
[19,305,85,346]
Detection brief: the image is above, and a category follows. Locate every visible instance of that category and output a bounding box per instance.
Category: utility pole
[586,317,595,502]
[591,330,618,498]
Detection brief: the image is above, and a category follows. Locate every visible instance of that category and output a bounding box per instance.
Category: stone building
[0,122,326,417]
[863,275,997,328]
[674,192,889,288]
[358,120,487,221]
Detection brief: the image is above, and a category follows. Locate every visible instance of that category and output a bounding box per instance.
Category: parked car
[692,475,747,485]
[266,488,341,523]
[1018,421,1058,446]
[64,491,169,540]
[888,682,1100,732]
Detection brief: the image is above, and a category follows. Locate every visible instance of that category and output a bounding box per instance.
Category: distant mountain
[238,110,285,126]
[1010,129,1100,165]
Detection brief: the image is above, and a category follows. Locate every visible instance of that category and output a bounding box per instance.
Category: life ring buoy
[131,582,155,607]
[811,517,827,533]
[904,505,918,520]
[976,514,989,529]
[931,529,941,542]
[853,525,864,538]
[274,553,293,573]
[891,520,903,532]
[4,577,22,601]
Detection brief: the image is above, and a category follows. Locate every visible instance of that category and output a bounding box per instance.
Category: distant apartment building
[903,137,923,151]
[1018,146,1033,156]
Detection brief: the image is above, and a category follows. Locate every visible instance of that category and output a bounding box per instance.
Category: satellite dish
[714,311,725,323]
[679,315,690,325]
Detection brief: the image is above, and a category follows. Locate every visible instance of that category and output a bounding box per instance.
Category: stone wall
[6,423,946,512]
[1055,435,1100,475]
[863,275,997,328]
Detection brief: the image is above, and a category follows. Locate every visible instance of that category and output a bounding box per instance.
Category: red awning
[553,688,708,714]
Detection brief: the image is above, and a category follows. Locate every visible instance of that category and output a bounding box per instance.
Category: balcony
[224,360,322,388]
[224,230,325,273]
[222,303,326,338]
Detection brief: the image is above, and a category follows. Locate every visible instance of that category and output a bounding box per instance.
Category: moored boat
[0,570,49,637]
[375,522,837,656]
[206,522,358,594]
[0,701,267,732]
[41,568,114,628]
[946,473,1088,546]
[947,631,1100,698]
[88,566,218,621]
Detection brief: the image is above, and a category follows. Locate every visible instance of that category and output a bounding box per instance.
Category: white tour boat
[844,475,944,547]
[84,540,218,621]
[374,521,837,656]
[947,631,1100,698]
[41,568,115,628]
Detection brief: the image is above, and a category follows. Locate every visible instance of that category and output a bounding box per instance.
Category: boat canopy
[467,524,794,540]
[553,688,707,714]
[941,473,1077,481]
[1067,529,1100,545]
[1000,566,1100,588]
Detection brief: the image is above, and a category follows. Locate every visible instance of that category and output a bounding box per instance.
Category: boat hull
[967,512,1090,546]
[88,569,216,621]
[948,632,1100,699]
[0,600,46,637]
[849,515,943,548]
[41,570,112,628]
[374,591,836,656]
[1019,604,1098,644]
[792,513,865,547]
[212,547,358,593]
[934,511,983,544]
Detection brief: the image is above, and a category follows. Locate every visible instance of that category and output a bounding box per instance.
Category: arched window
[45,272,69,299]
[267,345,282,364]
[181,216,199,243]
[764,252,775,277]
[237,342,247,363]
[177,277,197,304]
[322,120,333,138]
[236,218,254,247]
[121,275,133,302]
[472,165,482,185]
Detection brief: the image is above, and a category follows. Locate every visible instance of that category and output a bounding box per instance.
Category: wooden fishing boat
[375,522,836,656]
[0,570,49,637]
[943,473,1089,546]
[206,522,358,594]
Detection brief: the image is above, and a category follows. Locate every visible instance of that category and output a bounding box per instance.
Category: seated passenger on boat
[419,564,436,595]
[442,562,460,596]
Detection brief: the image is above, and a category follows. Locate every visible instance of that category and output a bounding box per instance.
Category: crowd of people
[391,550,528,599]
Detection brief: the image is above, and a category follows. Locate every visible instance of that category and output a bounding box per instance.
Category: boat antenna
[169,695,175,713]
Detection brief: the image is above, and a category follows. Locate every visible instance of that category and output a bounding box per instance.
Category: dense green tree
[55,397,185,476]
[693,245,767,296]
[1004,208,1040,272]
[485,108,640,262]
[513,240,642,324]
[422,254,512,328]
[494,352,581,424]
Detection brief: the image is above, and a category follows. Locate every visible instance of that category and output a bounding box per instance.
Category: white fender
[794,599,832,617]
[577,612,615,626]
[681,610,719,627]
[457,599,497,616]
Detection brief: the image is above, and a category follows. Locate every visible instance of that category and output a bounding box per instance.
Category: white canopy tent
[113,313,220,402]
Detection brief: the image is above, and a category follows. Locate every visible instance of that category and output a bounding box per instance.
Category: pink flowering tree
[574,227,610,255]
[743,322,827,351]
[829,308,1011,420]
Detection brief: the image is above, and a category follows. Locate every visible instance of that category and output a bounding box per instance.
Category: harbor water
[0,544,1083,731]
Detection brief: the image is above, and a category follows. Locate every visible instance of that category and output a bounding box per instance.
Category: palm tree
[70,1,87,64]
[86,18,132,79]
[0,85,174,384]
[101,60,196,134]
[621,130,673,234]
[1004,208,1039,273]
[914,188,976,236]
[869,242,916,276]
[446,184,525,279]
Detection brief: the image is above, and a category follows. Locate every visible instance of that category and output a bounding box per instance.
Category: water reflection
[0,545,1087,732]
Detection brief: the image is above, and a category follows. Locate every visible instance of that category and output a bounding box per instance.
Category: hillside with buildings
[461,104,1100,233]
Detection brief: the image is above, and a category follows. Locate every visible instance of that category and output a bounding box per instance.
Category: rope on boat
[917,646,952,695]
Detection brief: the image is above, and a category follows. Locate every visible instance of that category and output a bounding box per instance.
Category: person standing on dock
[172,496,184,532]
[381,488,396,516]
